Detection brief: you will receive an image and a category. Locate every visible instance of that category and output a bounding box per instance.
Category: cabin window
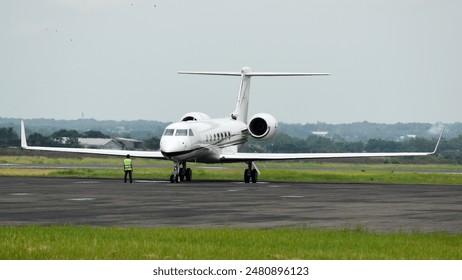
[163,129,174,136]
[175,129,188,136]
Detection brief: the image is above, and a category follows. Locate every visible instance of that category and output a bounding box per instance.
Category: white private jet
[21,67,443,183]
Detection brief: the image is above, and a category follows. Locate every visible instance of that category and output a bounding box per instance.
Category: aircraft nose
[160,136,190,158]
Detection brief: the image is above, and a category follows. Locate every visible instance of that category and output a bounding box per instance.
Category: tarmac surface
[0,177,461,232]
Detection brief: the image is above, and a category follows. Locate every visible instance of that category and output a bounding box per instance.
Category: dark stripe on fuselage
[161,148,203,159]
[161,138,247,162]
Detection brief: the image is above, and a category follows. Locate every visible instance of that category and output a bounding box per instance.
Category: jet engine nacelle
[248,113,278,140]
[180,112,211,122]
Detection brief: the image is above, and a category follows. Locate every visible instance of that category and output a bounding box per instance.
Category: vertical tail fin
[20,120,28,148]
[231,67,253,123]
[178,67,329,123]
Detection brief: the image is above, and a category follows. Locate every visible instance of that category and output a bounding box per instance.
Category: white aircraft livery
[21,67,443,183]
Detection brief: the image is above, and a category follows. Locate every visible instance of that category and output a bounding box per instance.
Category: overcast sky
[1,0,461,124]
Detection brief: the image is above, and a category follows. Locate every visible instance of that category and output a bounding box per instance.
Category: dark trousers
[124,170,132,183]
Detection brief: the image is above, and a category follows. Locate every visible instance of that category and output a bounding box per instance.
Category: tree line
[4,118,462,140]
[1,126,462,163]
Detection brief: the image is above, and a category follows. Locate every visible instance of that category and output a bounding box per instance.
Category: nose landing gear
[169,161,192,183]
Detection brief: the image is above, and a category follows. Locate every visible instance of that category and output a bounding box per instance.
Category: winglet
[431,126,445,154]
[20,120,28,149]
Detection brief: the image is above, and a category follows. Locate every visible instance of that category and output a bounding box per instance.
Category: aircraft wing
[21,121,166,159]
[220,129,444,162]
[220,151,436,162]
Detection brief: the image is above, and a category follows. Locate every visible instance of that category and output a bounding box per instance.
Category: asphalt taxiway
[0,177,461,232]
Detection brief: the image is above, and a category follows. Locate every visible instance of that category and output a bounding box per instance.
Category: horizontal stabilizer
[178,71,330,76]
[178,67,330,77]
[178,67,329,123]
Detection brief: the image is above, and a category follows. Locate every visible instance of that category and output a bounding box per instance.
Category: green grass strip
[1,155,462,184]
[2,167,462,185]
[1,226,461,260]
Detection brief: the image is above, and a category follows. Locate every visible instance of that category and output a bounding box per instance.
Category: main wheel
[185,168,192,181]
[244,169,251,183]
[251,169,258,183]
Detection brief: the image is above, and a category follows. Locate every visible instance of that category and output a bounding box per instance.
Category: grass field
[1,226,461,260]
[1,155,461,260]
[1,155,462,185]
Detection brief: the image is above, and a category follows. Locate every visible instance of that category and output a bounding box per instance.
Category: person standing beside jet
[123,154,133,183]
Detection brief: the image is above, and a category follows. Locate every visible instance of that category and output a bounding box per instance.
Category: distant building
[56,137,143,150]
[78,138,123,150]
[399,135,417,141]
[114,137,143,150]
[311,131,329,137]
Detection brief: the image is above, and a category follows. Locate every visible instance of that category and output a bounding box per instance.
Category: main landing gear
[169,161,192,183]
[244,161,259,183]
[168,161,258,184]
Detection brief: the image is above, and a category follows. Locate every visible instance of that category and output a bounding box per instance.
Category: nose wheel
[170,161,192,183]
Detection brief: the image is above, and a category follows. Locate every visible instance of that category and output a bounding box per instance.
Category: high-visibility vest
[124,158,132,171]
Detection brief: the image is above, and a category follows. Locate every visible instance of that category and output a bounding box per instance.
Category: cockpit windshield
[163,129,174,136]
[175,129,188,136]
[163,128,194,137]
